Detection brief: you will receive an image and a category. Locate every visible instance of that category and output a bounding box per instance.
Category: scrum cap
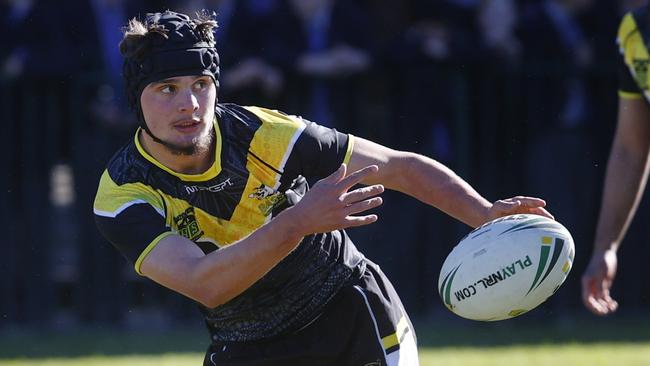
[122,10,220,116]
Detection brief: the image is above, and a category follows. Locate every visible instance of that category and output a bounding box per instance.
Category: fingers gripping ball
[438,214,575,321]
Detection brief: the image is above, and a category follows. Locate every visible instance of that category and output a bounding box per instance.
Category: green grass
[0,355,202,366]
[2,316,650,365]
[3,344,650,366]
[420,344,650,366]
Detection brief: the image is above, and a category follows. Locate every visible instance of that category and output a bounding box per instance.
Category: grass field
[2,316,650,365]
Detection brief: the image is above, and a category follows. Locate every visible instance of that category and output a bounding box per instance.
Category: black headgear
[122,10,220,125]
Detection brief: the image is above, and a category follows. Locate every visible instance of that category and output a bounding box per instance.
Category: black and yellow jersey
[617,5,650,103]
[93,103,366,341]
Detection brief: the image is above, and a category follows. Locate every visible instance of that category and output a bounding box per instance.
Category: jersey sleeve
[618,54,643,98]
[93,170,173,274]
[617,12,645,99]
[286,121,355,181]
[242,106,354,182]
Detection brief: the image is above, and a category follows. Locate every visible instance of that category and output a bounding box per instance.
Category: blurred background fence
[2,0,650,331]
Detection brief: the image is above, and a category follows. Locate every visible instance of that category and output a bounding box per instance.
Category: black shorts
[203,261,419,366]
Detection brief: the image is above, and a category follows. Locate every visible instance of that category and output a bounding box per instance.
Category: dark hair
[119,10,218,62]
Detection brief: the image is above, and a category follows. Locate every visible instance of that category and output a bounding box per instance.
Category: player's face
[140,75,216,155]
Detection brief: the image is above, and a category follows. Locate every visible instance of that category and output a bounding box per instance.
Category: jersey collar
[134,118,223,182]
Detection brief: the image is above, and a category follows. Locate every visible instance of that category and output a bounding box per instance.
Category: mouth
[172,119,202,133]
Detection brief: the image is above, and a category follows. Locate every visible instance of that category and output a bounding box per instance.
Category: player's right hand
[581,249,619,315]
[289,163,384,235]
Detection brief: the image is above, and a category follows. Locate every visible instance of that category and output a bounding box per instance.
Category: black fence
[1,61,648,331]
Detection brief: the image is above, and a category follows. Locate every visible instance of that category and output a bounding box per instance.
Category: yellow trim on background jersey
[619,90,643,99]
[134,231,175,275]
[617,13,637,49]
[344,134,355,166]
[133,118,222,182]
[381,316,409,350]
[94,171,165,216]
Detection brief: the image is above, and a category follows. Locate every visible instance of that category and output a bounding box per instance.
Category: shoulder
[217,103,305,128]
[103,137,155,186]
[618,6,650,46]
[94,140,165,218]
[217,103,307,148]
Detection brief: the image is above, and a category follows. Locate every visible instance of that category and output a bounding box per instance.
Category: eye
[160,85,176,94]
[194,78,211,90]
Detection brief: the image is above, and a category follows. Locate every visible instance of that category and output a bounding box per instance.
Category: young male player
[94,11,552,365]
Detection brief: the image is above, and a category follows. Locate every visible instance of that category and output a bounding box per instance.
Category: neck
[138,129,215,175]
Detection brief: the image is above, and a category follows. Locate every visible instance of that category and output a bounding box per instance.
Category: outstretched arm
[582,96,650,315]
[140,164,384,308]
[347,137,552,228]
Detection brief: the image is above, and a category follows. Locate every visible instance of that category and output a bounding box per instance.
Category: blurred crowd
[1,0,640,130]
[3,0,650,326]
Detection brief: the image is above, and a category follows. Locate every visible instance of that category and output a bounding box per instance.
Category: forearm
[593,144,650,253]
[149,208,305,308]
[390,153,491,228]
[195,209,304,306]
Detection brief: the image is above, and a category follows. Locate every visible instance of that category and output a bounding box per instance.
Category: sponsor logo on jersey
[185,178,234,195]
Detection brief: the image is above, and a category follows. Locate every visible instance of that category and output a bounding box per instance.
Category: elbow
[386,152,422,192]
[189,283,229,309]
[196,293,226,309]
[186,268,230,308]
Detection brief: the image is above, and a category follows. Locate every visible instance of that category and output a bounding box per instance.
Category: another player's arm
[591,96,650,256]
[347,137,552,228]
[582,96,650,315]
[139,165,383,308]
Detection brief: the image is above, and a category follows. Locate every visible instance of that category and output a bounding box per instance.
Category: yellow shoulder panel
[243,106,307,186]
[93,170,165,218]
[618,13,638,48]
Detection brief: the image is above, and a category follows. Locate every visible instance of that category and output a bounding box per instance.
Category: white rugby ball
[438,214,575,321]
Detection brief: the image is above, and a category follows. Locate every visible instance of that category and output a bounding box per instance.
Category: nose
[178,89,199,113]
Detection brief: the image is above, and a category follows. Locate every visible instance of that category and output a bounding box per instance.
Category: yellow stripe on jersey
[133,120,223,182]
[618,12,649,92]
[134,231,175,275]
[382,316,409,350]
[154,178,273,246]
[244,106,306,187]
[93,171,165,217]
[617,13,638,51]
[344,134,355,166]
[619,90,644,99]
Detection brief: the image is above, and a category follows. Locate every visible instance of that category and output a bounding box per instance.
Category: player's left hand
[486,196,554,221]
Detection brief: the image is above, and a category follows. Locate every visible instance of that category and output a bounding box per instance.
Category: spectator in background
[388,0,482,156]
[178,0,285,107]
[89,0,136,130]
[0,0,33,80]
[518,0,594,131]
[260,0,373,130]
[516,0,598,262]
[478,0,520,64]
[89,0,185,130]
[582,1,650,316]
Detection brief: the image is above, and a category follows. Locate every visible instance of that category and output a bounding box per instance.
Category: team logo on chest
[173,207,204,241]
[249,184,287,215]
